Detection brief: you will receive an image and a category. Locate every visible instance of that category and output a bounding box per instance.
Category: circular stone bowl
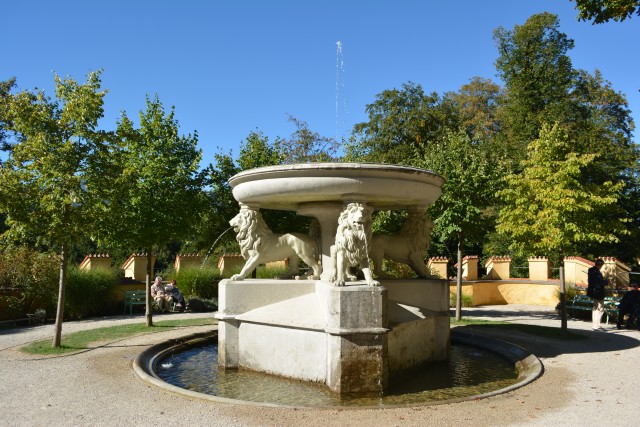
[229,163,444,211]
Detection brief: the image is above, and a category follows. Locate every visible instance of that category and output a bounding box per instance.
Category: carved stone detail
[228,206,322,280]
[330,202,379,287]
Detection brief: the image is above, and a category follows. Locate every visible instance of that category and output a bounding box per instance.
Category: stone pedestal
[215,278,450,396]
[324,284,388,394]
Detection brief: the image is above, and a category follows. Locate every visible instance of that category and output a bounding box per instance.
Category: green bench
[567,294,621,325]
[567,294,593,318]
[604,296,622,324]
[124,290,147,314]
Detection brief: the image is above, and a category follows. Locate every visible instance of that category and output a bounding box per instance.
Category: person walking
[587,258,608,331]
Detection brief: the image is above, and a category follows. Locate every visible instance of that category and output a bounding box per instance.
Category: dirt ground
[1,306,638,427]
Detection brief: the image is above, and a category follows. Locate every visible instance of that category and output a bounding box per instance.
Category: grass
[21,316,584,356]
[21,317,215,355]
[451,318,587,340]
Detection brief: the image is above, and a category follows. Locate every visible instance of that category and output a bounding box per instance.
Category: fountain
[215,162,450,396]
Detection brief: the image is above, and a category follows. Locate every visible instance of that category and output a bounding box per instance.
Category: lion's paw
[367,280,381,287]
[230,274,244,281]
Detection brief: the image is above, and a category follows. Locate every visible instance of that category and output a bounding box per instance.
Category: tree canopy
[496,123,628,258]
[574,0,640,23]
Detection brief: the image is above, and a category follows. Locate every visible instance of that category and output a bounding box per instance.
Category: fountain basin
[134,329,543,407]
[229,162,444,210]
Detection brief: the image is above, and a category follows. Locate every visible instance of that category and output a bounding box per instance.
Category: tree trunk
[559,260,567,334]
[456,239,463,321]
[146,249,153,327]
[52,242,68,348]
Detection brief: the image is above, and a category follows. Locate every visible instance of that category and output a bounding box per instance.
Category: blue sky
[4,1,638,166]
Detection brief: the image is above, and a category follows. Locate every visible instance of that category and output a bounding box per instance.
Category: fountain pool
[135,330,542,408]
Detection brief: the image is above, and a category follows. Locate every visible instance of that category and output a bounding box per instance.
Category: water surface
[157,342,518,407]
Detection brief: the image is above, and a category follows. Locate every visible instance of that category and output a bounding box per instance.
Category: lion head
[229,207,273,258]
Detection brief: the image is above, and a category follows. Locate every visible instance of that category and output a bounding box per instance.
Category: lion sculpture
[330,202,379,287]
[229,207,322,281]
[370,210,434,278]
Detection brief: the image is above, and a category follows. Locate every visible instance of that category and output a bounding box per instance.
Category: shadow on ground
[453,323,640,358]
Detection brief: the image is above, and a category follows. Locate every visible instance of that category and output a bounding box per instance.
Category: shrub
[65,267,118,319]
[555,282,581,312]
[0,247,58,320]
[171,266,221,300]
[187,297,218,312]
[450,291,474,308]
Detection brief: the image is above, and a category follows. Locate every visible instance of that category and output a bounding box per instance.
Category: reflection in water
[157,343,518,407]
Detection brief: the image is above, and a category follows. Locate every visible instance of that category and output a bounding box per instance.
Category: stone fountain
[215,163,449,396]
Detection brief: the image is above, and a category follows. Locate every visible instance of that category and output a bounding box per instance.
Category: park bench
[604,295,622,324]
[567,294,593,319]
[124,289,177,314]
[124,290,147,314]
[567,294,622,325]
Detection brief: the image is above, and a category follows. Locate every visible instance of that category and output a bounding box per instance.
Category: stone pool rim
[133,328,544,409]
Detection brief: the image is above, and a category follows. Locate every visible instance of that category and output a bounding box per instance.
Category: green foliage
[0,246,58,320]
[419,129,501,247]
[574,0,640,23]
[64,267,118,319]
[558,283,580,302]
[496,123,628,256]
[0,70,111,343]
[0,70,108,249]
[450,292,473,308]
[279,116,341,163]
[105,95,206,253]
[171,266,221,299]
[237,130,284,170]
[494,13,576,160]
[347,82,458,164]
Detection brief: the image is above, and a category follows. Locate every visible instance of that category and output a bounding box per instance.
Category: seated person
[617,282,640,330]
[151,276,173,313]
[165,279,186,312]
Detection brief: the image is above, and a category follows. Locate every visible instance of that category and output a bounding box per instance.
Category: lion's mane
[235,208,273,258]
[334,203,372,267]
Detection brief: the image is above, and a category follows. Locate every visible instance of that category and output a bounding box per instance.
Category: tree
[104,96,205,326]
[494,13,576,161]
[416,128,500,320]
[346,82,458,164]
[0,77,17,152]
[0,71,108,347]
[496,123,628,331]
[279,116,341,163]
[497,123,626,255]
[574,0,640,23]
[444,77,503,145]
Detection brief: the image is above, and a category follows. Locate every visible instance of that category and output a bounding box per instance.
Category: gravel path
[1,306,639,427]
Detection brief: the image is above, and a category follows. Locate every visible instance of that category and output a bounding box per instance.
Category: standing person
[587,258,608,331]
[616,283,640,330]
[151,276,172,313]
